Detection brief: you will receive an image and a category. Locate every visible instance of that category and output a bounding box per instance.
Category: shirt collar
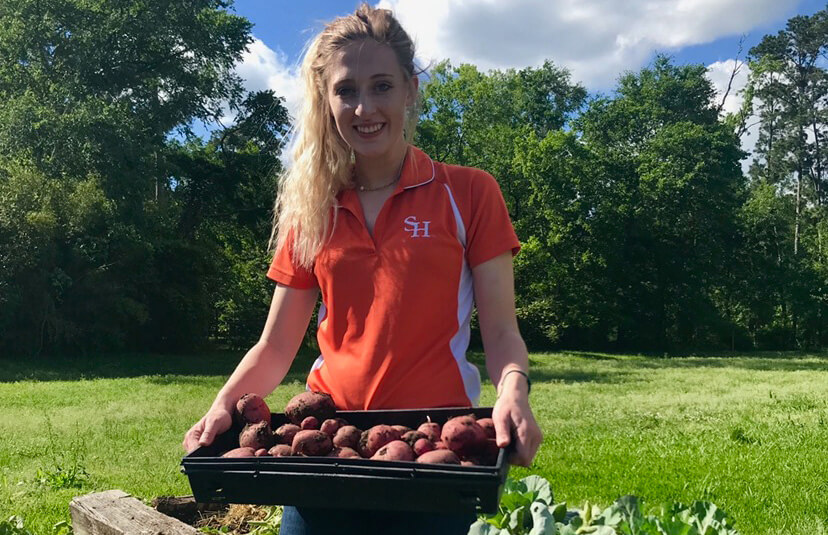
[398,145,436,190]
[336,145,435,215]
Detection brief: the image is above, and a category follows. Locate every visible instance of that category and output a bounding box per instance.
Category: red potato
[477,418,496,439]
[461,460,477,466]
[392,425,412,435]
[358,425,402,458]
[239,421,275,450]
[417,421,441,442]
[441,415,487,457]
[371,440,415,461]
[413,437,435,456]
[222,447,256,458]
[401,430,427,448]
[320,418,345,436]
[235,393,272,426]
[274,423,301,445]
[476,438,500,466]
[301,416,320,430]
[328,446,362,459]
[268,444,293,457]
[434,440,449,450]
[292,430,333,456]
[333,425,362,450]
[255,448,269,457]
[416,450,460,465]
[285,391,337,425]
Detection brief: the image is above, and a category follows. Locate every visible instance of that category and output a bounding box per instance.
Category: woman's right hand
[182,407,233,453]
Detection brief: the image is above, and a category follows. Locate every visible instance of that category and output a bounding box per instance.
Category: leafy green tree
[165,90,290,348]
[743,8,828,346]
[0,0,256,354]
[577,57,746,349]
[415,60,588,346]
[416,60,586,226]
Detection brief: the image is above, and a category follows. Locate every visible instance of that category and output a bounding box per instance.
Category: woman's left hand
[491,373,543,466]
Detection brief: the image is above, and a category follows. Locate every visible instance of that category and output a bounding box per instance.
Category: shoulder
[431,159,500,196]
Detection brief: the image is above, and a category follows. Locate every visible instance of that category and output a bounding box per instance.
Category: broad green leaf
[528,502,558,535]
[653,517,697,535]
[595,503,625,527]
[551,503,568,523]
[504,478,529,496]
[555,524,579,535]
[522,475,554,505]
[502,491,533,512]
[508,506,526,532]
[468,519,510,535]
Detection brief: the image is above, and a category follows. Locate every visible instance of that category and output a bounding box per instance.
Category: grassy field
[0,349,826,534]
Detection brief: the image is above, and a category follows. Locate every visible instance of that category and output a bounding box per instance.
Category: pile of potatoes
[220,391,499,466]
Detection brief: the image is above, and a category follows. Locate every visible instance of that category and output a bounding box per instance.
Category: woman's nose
[355,94,376,116]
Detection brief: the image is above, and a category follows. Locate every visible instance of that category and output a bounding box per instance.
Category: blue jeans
[279,505,477,535]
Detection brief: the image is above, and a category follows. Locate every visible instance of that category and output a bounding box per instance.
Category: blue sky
[230,0,825,65]
[211,0,825,167]
[227,0,824,89]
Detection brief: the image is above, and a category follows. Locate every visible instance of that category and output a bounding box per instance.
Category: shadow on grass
[528,368,631,384]
[469,351,631,385]
[548,350,828,373]
[3,347,826,384]
[633,357,828,372]
[0,347,321,383]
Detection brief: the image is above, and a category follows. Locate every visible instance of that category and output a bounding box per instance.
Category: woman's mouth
[355,123,385,137]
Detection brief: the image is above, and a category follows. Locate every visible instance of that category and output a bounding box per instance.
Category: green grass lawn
[0,349,826,534]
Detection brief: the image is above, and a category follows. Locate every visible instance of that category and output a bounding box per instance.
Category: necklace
[357,174,401,192]
[354,153,406,192]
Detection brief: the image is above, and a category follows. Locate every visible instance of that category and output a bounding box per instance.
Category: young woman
[183,5,542,534]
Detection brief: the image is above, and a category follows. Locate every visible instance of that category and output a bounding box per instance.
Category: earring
[349,148,355,164]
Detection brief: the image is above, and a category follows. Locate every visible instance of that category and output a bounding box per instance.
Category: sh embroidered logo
[403,215,431,238]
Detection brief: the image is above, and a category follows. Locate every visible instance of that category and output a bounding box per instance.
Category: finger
[199,419,217,447]
[518,425,542,466]
[493,411,512,449]
[511,425,532,466]
[183,427,202,453]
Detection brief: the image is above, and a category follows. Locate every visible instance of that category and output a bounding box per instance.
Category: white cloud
[228,3,779,174]
[706,59,750,116]
[379,0,797,88]
[706,59,759,172]
[231,2,796,119]
[225,37,304,124]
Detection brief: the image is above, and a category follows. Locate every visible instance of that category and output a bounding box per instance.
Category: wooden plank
[70,489,200,535]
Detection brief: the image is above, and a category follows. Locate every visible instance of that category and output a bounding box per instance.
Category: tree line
[0,0,825,356]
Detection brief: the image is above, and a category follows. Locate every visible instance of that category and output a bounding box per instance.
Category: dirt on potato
[234,393,271,426]
[284,391,336,425]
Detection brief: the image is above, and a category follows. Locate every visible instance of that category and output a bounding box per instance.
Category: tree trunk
[812,114,824,207]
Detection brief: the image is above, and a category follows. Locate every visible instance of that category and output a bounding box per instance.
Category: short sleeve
[267,231,319,289]
[465,171,521,268]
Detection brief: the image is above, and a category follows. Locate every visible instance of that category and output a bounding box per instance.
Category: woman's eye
[335,87,355,97]
[376,82,392,92]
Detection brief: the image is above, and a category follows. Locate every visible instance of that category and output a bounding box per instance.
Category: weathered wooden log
[151,495,225,525]
[70,489,199,535]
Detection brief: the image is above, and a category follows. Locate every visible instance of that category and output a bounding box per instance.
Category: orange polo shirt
[267,146,520,410]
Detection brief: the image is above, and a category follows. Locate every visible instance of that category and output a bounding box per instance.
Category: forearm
[483,328,530,398]
[210,340,295,412]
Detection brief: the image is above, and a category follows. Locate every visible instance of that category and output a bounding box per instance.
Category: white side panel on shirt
[443,183,481,406]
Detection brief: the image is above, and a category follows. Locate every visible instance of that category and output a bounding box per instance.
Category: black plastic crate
[181,406,510,513]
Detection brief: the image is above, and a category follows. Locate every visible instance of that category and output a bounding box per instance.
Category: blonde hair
[271,4,419,268]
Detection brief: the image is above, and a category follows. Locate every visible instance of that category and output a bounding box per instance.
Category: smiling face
[326,39,418,163]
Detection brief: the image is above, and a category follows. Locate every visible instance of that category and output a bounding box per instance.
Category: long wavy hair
[270,4,419,268]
